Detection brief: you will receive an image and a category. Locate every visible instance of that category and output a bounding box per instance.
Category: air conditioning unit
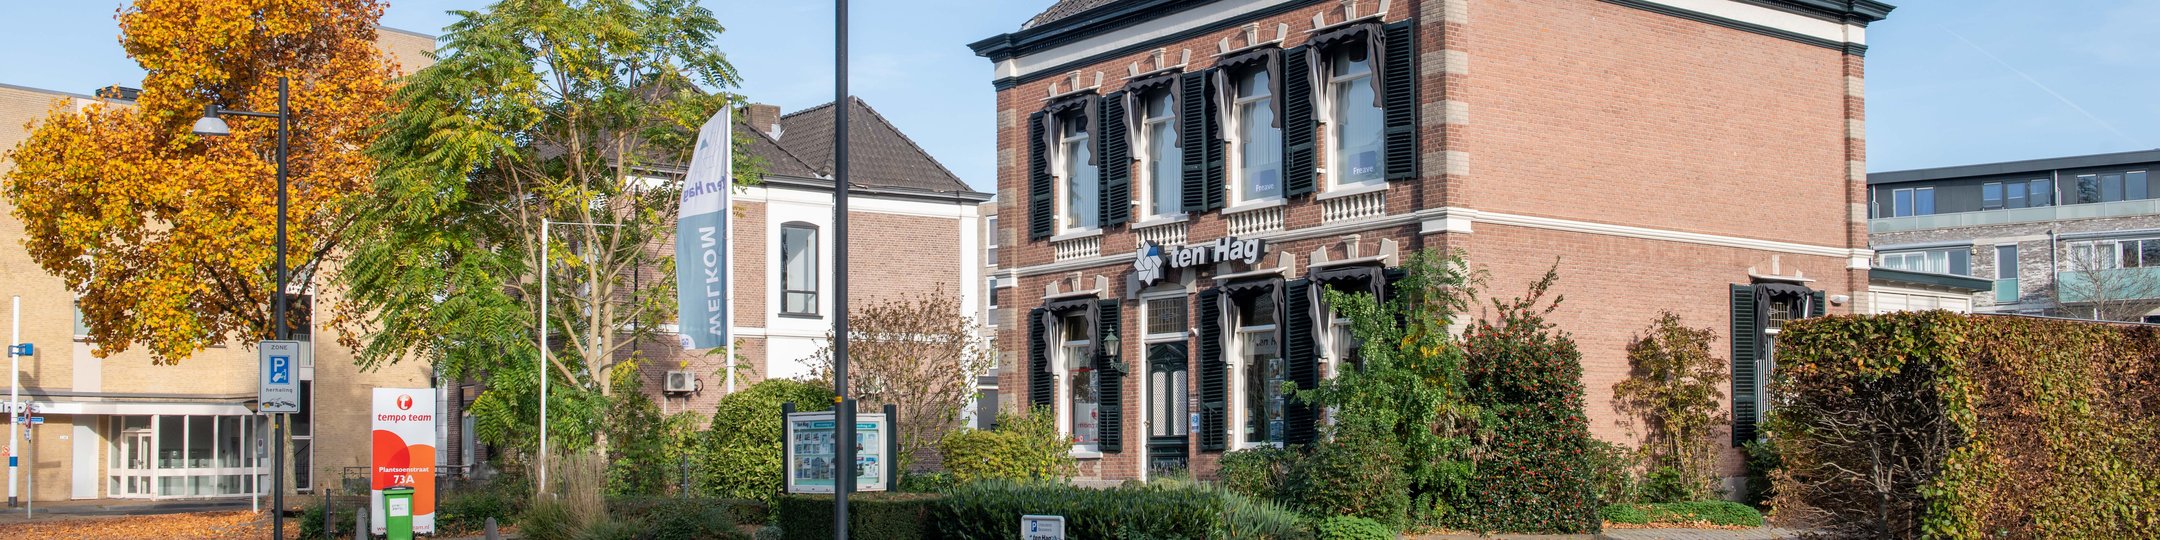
[664,371,699,393]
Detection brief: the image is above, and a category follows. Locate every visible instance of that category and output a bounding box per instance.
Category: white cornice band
[1009,206,1866,277]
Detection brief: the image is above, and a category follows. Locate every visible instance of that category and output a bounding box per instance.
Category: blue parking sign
[258,341,304,413]
[271,356,291,383]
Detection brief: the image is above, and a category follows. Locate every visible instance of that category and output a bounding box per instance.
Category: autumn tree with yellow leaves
[3,0,399,364]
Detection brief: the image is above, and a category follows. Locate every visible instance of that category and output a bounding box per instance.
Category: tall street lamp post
[194,77,292,540]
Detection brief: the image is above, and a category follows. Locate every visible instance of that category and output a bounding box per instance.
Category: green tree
[1308,250,1482,522]
[1454,266,1601,533]
[1612,311,1729,502]
[334,0,755,459]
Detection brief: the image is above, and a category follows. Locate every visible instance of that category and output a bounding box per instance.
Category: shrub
[935,480,1308,540]
[437,481,528,534]
[1739,440,1778,509]
[1219,446,1297,501]
[1599,503,1649,525]
[580,518,641,540]
[1770,313,2160,538]
[699,379,836,503]
[895,471,954,493]
[1643,500,1764,527]
[298,500,359,540]
[1314,515,1393,540]
[777,492,941,540]
[1583,439,1638,505]
[936,407,1073,484]
[604,370,705,496]
[1611,312,1728,504]
[1284,420,1409,528]
[1639,466,1695,504]
[1448,267,1600,534]
[517,497,582,540]
[643,498,753,540]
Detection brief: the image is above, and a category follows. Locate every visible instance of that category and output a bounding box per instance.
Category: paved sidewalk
[0,498,258,523]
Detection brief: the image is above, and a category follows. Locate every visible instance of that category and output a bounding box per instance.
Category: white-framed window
[779,222,819,316]
[2067,237,2160,270]
[984,215,1000,266]
[1888,187,1934,217]
[1229,292,1284,447]
[1055,312,1100,454]
[1229,67,1283,206]
[1057,111,1100,233]
[1877,247,1970,276]
[1325,45,1384,189]
[1138,90,1183,220]
[985,277,1003,327]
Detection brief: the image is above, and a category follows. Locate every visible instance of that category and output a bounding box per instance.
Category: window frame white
[1054,110,1101,234]
[1226,292,1284,450]
[984,215,1000,267]
[1054,312,1101,456]
[1322,44,1384,191]
[1226,66,1283,208]
[1136,89,1185,222]
[778,221,821,317]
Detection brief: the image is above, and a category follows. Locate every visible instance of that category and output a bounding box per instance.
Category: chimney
[747,103,783,140]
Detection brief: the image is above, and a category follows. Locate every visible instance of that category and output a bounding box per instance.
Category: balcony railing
[1052,234,1101,261]
[1870,198,2160,233]
[1321,189,1388,224]
[1225,205,1285,236]
[1133,220,1188,248]
[2056,268,2160,303]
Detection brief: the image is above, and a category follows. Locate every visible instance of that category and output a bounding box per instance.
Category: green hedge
[933,480,1309,540]
[777,492,940,540]
[1772,313,2160,538]
[699,380,836,503]
[1598,501,1762,527]
[1314,515,1393,540]
[935,407,1073,484]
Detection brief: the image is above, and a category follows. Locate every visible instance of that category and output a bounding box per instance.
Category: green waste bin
[383,486,415,540]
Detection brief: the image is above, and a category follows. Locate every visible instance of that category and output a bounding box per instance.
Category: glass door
[1146,342,1190,477]
[117,429,153,497]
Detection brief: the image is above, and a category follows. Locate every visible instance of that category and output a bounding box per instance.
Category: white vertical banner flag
[677,106,733,352]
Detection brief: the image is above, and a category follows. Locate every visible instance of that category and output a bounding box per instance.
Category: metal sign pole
[832,0,854,538]
[7,295,19,510]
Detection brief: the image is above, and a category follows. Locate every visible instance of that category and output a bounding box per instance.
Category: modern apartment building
[973,0,1889,488]
[0,27,438,503]
[634,98,993,414]
[1869,150,2160,321]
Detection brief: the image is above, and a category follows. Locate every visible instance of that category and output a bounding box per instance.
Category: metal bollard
[355,509,368,540]
[484,517,500,540]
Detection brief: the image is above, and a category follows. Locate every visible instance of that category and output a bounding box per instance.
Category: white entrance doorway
[112,427,153,498]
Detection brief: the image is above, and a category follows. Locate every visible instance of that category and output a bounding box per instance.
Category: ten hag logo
[396,394,414,411]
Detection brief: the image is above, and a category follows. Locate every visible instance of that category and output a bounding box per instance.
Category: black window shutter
[1179,71,1213,213]
[1809,290,1828,317]
[1282,46,1316,198]
[1095,299,1124,452]
[1380,20,1418,182]
[1195,289,1227,452]
[1203,75,1227,211]
[1729,285,1759,446]
[1027,111,1054,240]
[1028,307,1053,409]
[1282,279,1319,444]
[1099,93,1131,227]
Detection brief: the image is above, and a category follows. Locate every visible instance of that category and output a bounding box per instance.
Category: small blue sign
[269,356,291,384]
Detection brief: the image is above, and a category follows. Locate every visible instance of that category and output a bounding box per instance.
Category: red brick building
[970,0,1889,489]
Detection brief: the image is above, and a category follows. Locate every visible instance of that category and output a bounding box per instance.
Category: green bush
[698,379,836,503]
[1284,420,1410,528]
[895,471,954,493]
[934,480,1308,540]
[1219,446,1297,501]
[777,492,941,540]
[1314,515,1393,540]
[1599,503,1649,525]
[935,407,1073,484]
[438,482,528,534]
[1772,313,2160,538]
[581,518,641,540]
[605,371,705,497]
[1584,439,1638,505]
[1639,466,1694,504]
[298,500,359,540]
[1739,440,1778,509]
[1448,268,1600,534]
[517,497,583,540]
[647,499,753,540]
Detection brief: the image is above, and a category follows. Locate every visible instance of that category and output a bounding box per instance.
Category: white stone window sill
[1221,198,1286,215]
[1131,213,1190,229]
[1314,182,1389,201]
[1069,448,1104,459]
[1049,228,1104,242]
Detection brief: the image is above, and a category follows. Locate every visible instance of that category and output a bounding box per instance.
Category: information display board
[783,412,887,493]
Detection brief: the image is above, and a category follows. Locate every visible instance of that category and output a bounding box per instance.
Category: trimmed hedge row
[1771,312,2160,538]
[934,480,1308,540]
[777,492,940,540]
[1599,501,1763,527]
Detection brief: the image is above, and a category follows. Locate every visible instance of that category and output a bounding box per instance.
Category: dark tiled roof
[1024,0,1121,28]
[740,122,823,179]
[772,97,976,195]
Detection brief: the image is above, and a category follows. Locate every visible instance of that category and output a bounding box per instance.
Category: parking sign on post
[258,340,305,414]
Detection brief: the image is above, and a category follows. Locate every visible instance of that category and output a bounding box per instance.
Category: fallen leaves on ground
[0,511,300,540]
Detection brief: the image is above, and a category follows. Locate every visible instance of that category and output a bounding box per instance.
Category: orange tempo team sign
[372,388,437,535]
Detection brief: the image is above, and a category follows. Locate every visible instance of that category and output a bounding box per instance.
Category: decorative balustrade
[1052,234,1101,261]
[1321,189,1388,224]
[1224,205,1285,236]
[1133,220,1189,248]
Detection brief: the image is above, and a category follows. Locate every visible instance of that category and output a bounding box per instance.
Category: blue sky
[3,0,2157,190]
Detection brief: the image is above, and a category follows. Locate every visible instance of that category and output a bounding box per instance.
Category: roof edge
[1869,268,1992,292]
[378,25,438,41]
[1869,149,2160,185]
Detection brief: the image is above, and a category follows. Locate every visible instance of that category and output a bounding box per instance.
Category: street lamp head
[191,104,231,137]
